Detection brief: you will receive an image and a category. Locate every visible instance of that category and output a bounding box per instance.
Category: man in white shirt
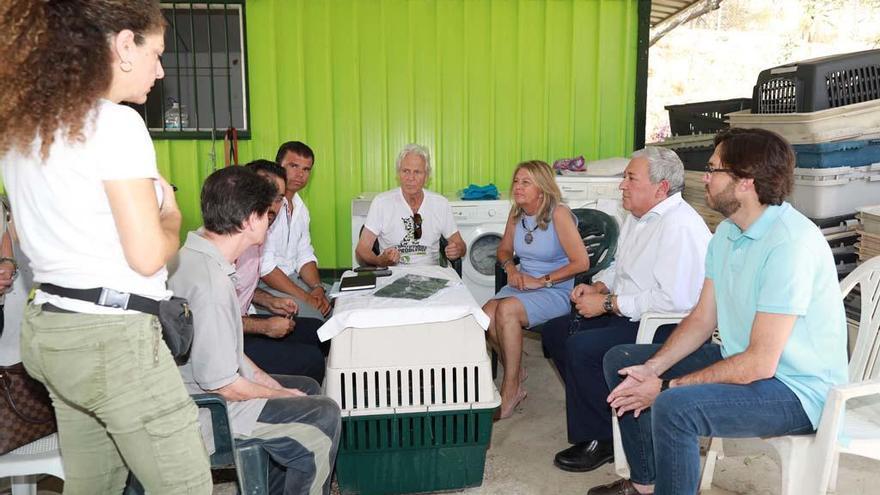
[541,147,711,473]
[260,141,331,320]
[355,143,466,267]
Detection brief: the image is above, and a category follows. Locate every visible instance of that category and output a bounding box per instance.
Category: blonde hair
[509,160,561,230]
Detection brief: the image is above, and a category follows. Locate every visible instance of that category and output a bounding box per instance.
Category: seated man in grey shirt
[169,166,340,495]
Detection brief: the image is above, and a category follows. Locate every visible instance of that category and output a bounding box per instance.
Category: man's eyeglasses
[412,213,422,240]
[704,164,737,176]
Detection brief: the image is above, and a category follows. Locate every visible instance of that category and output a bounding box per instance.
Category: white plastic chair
[758,256,880,495]
[611,312,689,480]
[0,433,64,495]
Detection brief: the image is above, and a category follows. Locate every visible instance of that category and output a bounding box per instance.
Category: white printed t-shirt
[1,99,171,313]
[363,188,459,266]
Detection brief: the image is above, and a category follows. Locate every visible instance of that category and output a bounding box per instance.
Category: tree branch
[650,0,724,47]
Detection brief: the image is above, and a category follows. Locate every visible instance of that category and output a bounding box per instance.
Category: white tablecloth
[317,265,490,342]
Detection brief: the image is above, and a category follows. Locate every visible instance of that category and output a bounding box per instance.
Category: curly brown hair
[713,127,795,206]
[0,0,165,159]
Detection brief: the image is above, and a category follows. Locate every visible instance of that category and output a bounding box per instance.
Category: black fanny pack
[39,283,194,363]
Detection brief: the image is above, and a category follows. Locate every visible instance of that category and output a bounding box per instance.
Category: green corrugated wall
[155,0,640,269]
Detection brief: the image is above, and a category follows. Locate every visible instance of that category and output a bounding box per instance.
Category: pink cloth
[234,244,263,316]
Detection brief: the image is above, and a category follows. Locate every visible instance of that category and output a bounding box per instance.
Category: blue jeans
[603,344,813,495]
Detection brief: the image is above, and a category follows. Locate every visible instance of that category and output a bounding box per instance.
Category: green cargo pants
[20,303,212,494]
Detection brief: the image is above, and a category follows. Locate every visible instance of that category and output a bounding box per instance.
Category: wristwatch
[603,294,614,313]
[543,274,553,288]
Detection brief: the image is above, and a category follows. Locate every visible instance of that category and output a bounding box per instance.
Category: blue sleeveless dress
[492,209,575,327]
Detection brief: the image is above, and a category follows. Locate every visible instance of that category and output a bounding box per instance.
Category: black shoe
[553,439,614,472]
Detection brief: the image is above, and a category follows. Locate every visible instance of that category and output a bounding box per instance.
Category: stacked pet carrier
[728,49,880,276]
[323,316,500,495]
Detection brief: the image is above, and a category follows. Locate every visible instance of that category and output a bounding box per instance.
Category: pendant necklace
[521,217,538,244]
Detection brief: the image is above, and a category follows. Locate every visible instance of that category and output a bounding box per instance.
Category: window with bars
[131,2,249,139]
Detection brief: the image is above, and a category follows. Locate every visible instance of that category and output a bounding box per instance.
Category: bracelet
[500,258,514,270]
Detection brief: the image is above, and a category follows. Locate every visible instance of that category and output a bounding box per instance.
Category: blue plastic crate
[793,139,880,168]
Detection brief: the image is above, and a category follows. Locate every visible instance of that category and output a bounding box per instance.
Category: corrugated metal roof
[651,0,701,27]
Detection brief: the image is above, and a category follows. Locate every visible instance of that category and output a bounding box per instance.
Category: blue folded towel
[460,183,499,200]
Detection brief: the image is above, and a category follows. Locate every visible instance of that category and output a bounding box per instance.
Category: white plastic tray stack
[727,99,880,144]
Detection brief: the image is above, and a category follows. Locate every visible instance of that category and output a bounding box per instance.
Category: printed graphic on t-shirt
[397,216,427,263]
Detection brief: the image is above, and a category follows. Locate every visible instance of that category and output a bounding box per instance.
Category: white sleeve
[363,198,383,237]
[615,222,708,319]
[592,262,616,291]
[95,105,159,181]
[293,205,318,271]
[259,218,281,276]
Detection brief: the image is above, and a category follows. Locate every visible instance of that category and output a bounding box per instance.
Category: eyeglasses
[413,213,422,240]
[704,164,737,176]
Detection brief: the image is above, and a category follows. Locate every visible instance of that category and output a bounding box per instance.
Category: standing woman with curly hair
[0,1,211,492]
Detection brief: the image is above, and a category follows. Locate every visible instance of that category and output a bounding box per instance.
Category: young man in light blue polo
[587,128,848,495]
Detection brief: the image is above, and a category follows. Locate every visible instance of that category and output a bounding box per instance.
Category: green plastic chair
[124,393,269,495]
[571,208,619,285]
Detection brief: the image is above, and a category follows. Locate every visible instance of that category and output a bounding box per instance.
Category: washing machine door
[463,226,504,288]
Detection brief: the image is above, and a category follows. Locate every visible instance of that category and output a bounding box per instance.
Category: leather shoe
[587,479,650,495]
[553,439,614,472]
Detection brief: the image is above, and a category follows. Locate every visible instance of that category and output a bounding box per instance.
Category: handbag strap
[0,366,53,424]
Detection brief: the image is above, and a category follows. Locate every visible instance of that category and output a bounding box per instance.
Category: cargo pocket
[143,402,211,487]
[38,341,106,409]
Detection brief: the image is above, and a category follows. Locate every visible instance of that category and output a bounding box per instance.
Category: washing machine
[449,198,512,306]
[556,174,626,225]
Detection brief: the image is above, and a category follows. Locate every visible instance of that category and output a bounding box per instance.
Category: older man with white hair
[541,146,712,473]
[356,143,466,267]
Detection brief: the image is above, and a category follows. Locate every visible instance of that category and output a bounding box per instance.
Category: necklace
[521,217,538,244]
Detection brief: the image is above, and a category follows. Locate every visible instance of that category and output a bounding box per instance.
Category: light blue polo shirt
[705,202,848,429]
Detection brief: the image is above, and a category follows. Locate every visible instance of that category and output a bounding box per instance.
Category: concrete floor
[8,334,879,495]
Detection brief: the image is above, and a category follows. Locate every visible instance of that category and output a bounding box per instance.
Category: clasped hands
[607,363,664,418]
[570,283,607,318]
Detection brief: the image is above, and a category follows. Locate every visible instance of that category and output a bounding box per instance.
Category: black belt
[40,283,161,316]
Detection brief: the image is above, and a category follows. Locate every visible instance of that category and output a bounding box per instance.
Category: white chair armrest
[635,312,687,344]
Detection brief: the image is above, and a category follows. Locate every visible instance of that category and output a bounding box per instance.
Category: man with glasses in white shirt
[542,146,712,473]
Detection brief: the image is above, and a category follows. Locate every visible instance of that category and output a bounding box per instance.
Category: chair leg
[698,437,723,491]
[236,444,271,495]
[828,453,840,493]
[11,475,38,495]
[612,415,631,479]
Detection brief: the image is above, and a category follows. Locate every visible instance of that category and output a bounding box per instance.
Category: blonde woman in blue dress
[484,161,589,419]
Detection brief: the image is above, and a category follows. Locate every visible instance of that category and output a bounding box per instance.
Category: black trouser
[244,317,328,383]
[542,313,674,443]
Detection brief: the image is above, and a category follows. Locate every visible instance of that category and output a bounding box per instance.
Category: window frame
[146,1,251,140]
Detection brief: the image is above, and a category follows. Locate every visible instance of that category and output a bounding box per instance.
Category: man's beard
[706,181,741,217]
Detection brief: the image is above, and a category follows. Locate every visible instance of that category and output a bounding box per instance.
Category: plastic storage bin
[753,49,880,113]
[728,99,880,144]
[789,164,880,219]
[793,139,880,168]
[324,315,500,495]
[665,98,751,136]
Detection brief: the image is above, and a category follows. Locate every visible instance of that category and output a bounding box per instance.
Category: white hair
[395,143,432,178]
[631,146,685,196]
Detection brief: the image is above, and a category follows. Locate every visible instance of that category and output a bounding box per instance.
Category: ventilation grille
[340,410,486,451]
[757,77,800,114]
[338,366,481,411]
[826,65,880,109]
